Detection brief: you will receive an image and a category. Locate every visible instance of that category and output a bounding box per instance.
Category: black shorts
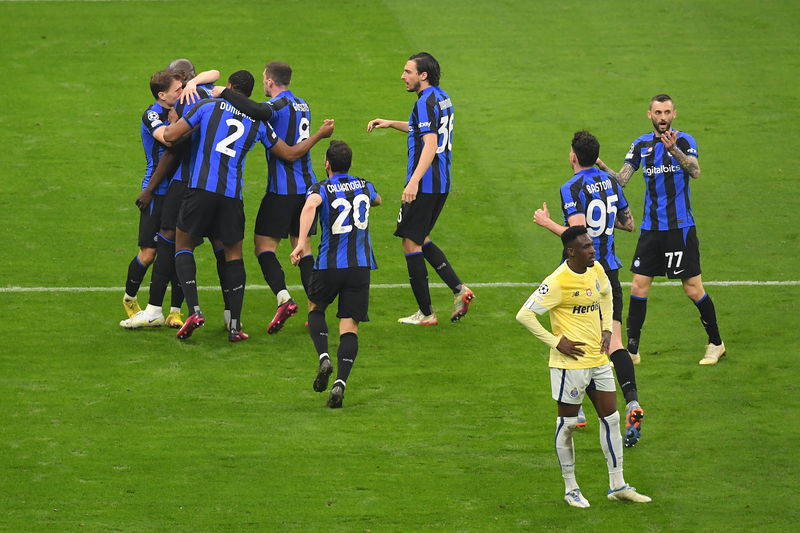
[605,268,624,323]
[160,179,188,231]
[307,267,371,322]
[177,188,245,245]
[254,192,317,239]
[394,192,448,245]
[631,227,702,279]
[138,194,165,248]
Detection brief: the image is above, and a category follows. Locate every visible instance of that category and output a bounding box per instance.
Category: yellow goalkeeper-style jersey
[523,261,612,369]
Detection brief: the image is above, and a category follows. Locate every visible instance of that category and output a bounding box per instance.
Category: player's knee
[138,247,156,265]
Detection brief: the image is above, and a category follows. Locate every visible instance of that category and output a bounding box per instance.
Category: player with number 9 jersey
[181,98,277,199]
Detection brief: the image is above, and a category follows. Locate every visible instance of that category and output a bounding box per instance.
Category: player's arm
[534,202,586,236]
[661,130,701,178]
[372,194,382,207]
[401,132,437,203]
[179,70,220,104]
[212,87,275,122]
[161,118,196,144]
[614,206,635,232]
[598,269,613,354]
[367,118,409,133]
[269,119,334,162]
[136,147,180,211]
[290,193,323,266]
[596,159,636,187]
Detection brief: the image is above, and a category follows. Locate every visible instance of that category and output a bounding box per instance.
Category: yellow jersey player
[516,225,651,508]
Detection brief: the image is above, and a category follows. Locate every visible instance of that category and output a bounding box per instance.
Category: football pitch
[1,0,799,531]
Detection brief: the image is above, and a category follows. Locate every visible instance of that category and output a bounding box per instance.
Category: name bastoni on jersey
[585,179,613,194]
[326,179,368,194]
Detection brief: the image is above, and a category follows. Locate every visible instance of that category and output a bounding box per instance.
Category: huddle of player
[120,55,725,505]
[120,54,473,408]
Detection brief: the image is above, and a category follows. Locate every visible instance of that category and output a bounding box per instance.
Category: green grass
[1,0,799,531]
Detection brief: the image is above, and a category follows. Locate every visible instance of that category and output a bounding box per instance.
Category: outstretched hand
[661,129,678,151]
[367,118,389,132]
[533,202,551,227]
[318,119,335,138]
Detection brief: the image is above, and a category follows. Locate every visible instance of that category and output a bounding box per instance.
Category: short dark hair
[150,70,182,99]
[571,130,600,167]
[650,93,673,107]
[561,224,588,249]
[228,70,255,97]
[325,140,352,173]
[409,52,440,86]
[265,61,292,87]
[166,58,196,85]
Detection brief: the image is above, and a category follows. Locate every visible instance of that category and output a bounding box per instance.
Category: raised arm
[614,206,635,232]
[213,86,275,122]
[661,130,701,178]
[179,69,220,105]
[367,118,409,133]
[596,159,636,187]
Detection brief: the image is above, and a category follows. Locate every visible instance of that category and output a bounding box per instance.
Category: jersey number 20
[332,194,371,235]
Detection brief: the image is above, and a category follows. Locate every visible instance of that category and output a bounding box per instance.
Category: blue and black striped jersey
[181,99,278,200]
[310,174,379,270]
[560,167,629,271]
[624,131,698,231]
[173,83,215,183]
[264,90,317,195]
[140,101,171,195]
[407,86,453,194]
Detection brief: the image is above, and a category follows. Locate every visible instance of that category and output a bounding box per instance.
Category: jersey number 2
[215,119,245,157]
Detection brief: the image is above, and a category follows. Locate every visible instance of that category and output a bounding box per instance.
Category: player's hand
[136,190,153,211]
[367,118,388,132]
[318,119,335,139]
[289,245,305,266]
[556,336,586,360]
[600,330,611,355]
[595,157,606,169]
[533,202,551,227]
[661,129,678,151]
[402,180,418,204]
[168,107,179,125]
[212,86,225,98]
[179,79,200,105]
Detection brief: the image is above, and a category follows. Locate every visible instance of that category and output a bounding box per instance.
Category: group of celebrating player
[121,53,473,409]
[120,52,725,507]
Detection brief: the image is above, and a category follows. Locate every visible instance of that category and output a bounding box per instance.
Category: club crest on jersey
[538,283,549,295]
[569,388,579,398]
[586,288,592,297]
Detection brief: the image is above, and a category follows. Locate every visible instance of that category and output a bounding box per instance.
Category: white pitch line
[1,280,798,293]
